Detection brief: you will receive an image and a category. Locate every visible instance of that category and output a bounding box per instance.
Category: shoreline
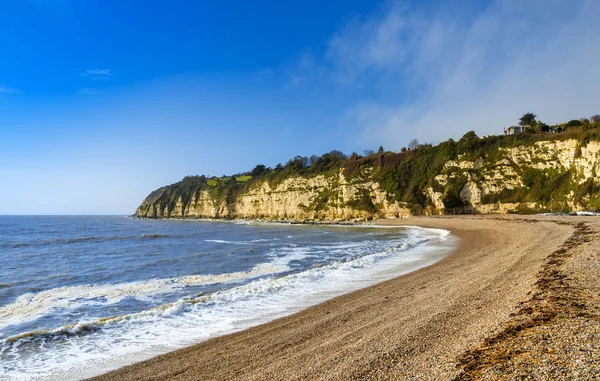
[89,215,599,380]
[131,215,384,225]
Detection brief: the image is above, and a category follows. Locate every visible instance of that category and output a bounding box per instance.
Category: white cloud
[80,69,115,81]
[322,0,600,147]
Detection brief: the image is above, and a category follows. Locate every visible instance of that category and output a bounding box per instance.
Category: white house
[504,125,527,135]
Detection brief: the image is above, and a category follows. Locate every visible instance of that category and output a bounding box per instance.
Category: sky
[0,0,599,214]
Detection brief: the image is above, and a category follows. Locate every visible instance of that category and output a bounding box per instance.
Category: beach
[90,215,600,380]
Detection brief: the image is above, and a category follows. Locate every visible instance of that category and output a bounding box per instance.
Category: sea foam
[0,226,456,381]
[0,263,287,331]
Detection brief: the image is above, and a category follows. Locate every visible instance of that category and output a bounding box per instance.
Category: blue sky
[1,0,599,214]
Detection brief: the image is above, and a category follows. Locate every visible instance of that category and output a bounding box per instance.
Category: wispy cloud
[0,85,20,94]
[308,0,600,147]
[80,69,115,81]
[288,52,320,87]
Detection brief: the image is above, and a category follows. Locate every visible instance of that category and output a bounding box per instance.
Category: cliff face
[135,138,600,220]
[137,169,412,221]
[429,139,600,214]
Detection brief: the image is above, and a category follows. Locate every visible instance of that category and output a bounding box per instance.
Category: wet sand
[90,215,600,380]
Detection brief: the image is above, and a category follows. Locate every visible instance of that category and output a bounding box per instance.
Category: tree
[285,156,308,172]
[591,114,600,123]
[327,150,348,161]
[378,146,384,154]
[565,119,583,128]
[400,147,407,153]
[408,139,419,150]
[250,164,267,177]
[363,149,376,156]
[308,155,320,166]
[457,131,479,154]
[519,113,537,126]
[536,122,550,132]
[460,131,478,140]
[580,118,591,129]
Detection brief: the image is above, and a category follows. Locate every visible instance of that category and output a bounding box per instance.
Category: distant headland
[135,113,600,220]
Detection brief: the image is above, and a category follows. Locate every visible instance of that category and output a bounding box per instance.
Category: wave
[205,238,281,245]
[3,230,436,343]
[55,233,172,244]
[0,263,286,330]
[1,234,172,249]
[0,226,455,380]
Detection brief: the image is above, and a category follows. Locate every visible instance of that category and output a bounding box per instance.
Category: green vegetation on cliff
[136,114,600,219]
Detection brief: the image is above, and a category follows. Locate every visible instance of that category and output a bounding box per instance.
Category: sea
[0,216,456,380]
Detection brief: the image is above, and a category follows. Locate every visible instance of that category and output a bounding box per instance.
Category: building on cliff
[504,125,527,135]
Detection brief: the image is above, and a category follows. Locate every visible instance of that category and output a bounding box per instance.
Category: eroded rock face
[136,139,600,219]
[137,169,412,221]
[433,139,600,214]
[460,181,481,206]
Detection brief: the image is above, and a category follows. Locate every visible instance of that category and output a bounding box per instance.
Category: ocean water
[0,216,456,380]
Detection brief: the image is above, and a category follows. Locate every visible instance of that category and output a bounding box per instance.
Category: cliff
[136,169,412,221]
[135,132,600,220]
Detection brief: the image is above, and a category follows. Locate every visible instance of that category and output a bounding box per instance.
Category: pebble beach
[90,215,600,380]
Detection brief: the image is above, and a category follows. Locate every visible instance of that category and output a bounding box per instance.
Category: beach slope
[90,216,599,380]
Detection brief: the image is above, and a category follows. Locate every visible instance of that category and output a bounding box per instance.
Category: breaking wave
[0,226,456,380]
[0,264,286,330]
[205,238,281,245]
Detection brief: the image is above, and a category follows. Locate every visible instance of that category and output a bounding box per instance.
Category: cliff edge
[135,130,600,220]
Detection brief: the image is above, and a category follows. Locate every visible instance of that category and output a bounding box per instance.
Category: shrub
[346,189,378,213]
[565,119,583,127]
[442,175,468,209]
